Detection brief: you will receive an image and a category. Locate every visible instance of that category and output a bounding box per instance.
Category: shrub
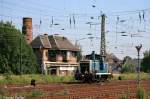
[121,92,130,99]
[121,95,130,99]
[31,90,43,97]
[141,50,150,72]
[121,64,135,73]
[137,87,145,99]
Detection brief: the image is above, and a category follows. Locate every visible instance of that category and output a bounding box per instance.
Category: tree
[122,56,132,64]
[141,50,150,72]
[0,21,40,74]
[121,56,135,73]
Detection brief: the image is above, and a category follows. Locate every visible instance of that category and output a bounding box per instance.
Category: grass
[0,74,75,85]
[0,88,9,96]
[120,86,149,99]
[121,94,130,99]
[0,72,149,85]
[112,72,150,80]
[16,89,44,98]
[30,90,44,97]
[137,87,145,99]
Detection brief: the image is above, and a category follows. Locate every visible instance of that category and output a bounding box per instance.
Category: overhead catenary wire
[1,0,150,58]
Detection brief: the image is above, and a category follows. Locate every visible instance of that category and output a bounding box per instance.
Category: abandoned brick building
[22,17,80,76]
[31,34,80,76]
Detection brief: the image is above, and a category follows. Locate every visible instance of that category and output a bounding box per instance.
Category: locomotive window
[80,63,90,74]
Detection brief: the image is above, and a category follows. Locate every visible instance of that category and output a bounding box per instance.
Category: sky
[0,0,150,59]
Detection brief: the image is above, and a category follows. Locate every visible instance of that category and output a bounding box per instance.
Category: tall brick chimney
[22,17,33,44]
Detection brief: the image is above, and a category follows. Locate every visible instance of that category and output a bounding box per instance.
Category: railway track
[0,79,150,99]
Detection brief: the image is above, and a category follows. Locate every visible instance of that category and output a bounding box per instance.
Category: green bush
[141,50,150,72]
[137,87,145,99]
[121,91,130,99]
[121,95,130,99]
[121,64,135,73]
[31,90,43,97]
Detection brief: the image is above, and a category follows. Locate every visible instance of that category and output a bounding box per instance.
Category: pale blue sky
[0,0,150,59]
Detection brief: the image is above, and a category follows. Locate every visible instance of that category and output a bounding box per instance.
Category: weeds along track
[1,79,150,99]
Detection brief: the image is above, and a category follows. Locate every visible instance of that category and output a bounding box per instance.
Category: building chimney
[22,17,33,44]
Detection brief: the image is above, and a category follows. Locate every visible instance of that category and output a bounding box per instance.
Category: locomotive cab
[79,60,91,74]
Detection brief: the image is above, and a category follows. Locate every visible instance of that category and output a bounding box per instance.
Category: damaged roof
[31,35,51,48]
[31,34,80,51]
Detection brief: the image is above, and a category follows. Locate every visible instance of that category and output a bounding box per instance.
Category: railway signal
[135,44,142,87]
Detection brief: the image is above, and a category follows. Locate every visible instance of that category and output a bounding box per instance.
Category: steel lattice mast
[100,14,106,61]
